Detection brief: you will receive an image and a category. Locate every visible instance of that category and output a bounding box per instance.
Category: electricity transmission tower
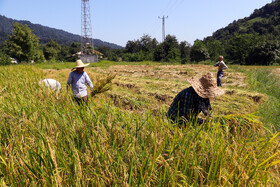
[81,0,94,55]
[158,16,168,42]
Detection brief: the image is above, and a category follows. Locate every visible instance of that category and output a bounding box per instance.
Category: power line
[161,0,185,17]
[145,0,186,43]
[160,0,175,16]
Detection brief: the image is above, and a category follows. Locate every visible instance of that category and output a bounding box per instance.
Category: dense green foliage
[122,34,191,63]
[203,0,280,64]
[190,40,209,62]
[210,0,280,41]
[0,51,11,66]
[42,40,80,62]
[5,22,44,63]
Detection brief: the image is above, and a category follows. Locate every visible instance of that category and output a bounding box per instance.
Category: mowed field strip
[43,64,266,117]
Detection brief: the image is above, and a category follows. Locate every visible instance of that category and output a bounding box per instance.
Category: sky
[0,0,273,47]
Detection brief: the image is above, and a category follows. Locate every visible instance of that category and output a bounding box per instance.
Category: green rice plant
[247,69,280,131]
[0,65,279,186]
[213,113,263,136]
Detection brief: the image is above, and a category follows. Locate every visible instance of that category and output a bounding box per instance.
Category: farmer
[40,79,61,92]
[167,73,224,125]
[67,59,94,104]
[214,56,228,87]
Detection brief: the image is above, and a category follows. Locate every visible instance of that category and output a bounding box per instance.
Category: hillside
[0,15,123,49]
[206,0,280,41]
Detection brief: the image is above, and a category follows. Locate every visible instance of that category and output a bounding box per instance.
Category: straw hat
[72,59,89,70]
[187,72,224,98]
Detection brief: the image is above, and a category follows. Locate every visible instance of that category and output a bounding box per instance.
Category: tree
[6,22,42,63]
[0,52,11,66]
[68,42,81,61]
[43,40,61,60]
[140,34,158,52]
[34,48,45,63]
[125,40,141,53]
[206,39,224,61]
[162,35,180,62]
[224,33,263,64]
[123,35,159,61]
[246,41,280,65]
[139,34,158,61]
[166,48,180,62]
[154,43,165,62]
[70,42,81,54]
[190,40,210,62]
[179,41,191,64]
[59,44,71,61]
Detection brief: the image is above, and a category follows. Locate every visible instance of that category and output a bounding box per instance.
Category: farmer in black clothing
[167,73,224,125]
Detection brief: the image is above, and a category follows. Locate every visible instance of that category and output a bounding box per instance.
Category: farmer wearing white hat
[67,59,94,104]
[167,72,224,125]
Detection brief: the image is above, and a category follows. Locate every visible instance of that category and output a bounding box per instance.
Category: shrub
[0,52,11,66]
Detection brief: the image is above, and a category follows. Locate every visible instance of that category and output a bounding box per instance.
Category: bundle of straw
[91,73,116,96]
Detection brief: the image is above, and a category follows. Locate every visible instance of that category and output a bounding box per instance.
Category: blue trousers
[217,71,224,87]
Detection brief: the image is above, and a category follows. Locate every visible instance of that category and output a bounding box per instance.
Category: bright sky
[0,0,272,47]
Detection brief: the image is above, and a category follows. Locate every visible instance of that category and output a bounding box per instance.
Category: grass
[247,69,280,131]
[0,63,279,186]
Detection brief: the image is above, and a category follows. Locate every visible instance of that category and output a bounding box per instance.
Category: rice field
[0,62,279,186]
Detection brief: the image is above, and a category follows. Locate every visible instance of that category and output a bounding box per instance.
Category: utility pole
[158,16,168,42]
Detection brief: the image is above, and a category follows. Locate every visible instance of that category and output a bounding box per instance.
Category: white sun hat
[72,59,90,70]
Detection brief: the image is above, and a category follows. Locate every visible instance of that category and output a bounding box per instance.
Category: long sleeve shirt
[67,70,93,98]
[167,87,212,122]
[214,61,228,71]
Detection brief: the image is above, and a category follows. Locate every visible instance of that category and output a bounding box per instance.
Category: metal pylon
[81,0,94,54]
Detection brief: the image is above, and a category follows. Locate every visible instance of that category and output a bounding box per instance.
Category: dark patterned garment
[167,87,212,123]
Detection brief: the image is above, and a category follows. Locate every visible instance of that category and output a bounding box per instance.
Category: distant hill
[205,0,280,41]
[0,15,123,49]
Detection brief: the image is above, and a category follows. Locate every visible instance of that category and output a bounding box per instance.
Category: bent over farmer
[40,79,61,92]
[214,56,228,87]
[167,73,224,125]
[67,59,94,104]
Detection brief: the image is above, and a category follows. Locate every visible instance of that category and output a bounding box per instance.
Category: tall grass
[0,65,279,186]
[247,69,280,131]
